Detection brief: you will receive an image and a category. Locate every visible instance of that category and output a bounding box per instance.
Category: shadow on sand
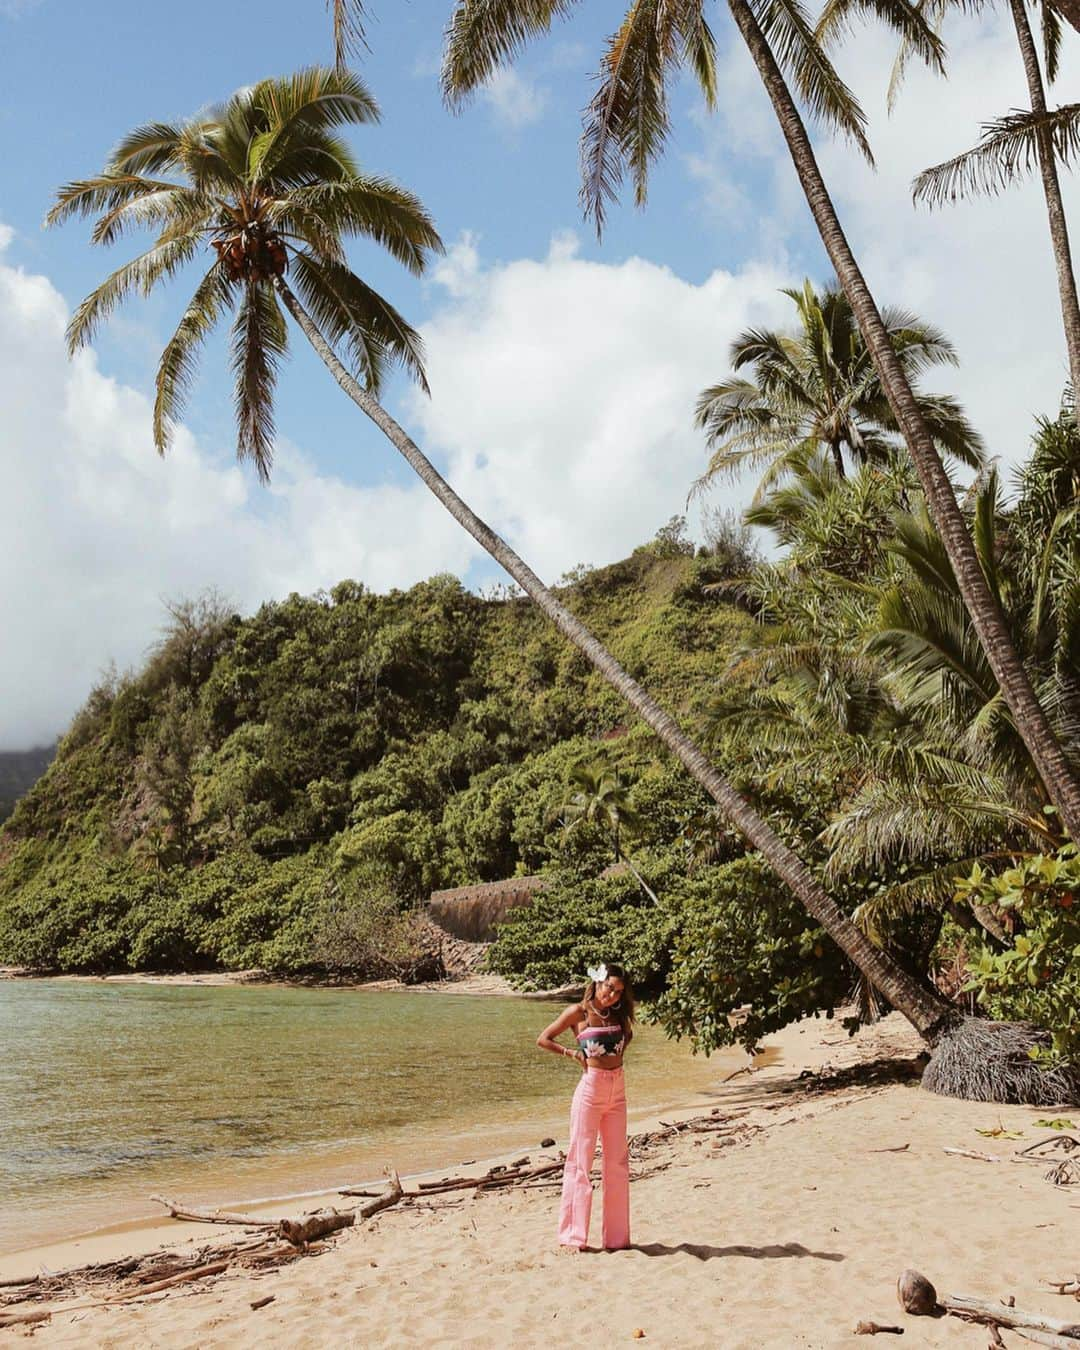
[630,1241,845,1262]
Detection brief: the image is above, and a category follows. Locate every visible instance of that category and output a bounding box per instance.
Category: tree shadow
[630,1241,845,1262]
[697,1053,926,1110]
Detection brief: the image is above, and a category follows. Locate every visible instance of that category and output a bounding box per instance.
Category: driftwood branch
[0,1260,232,1329]
[1011,1330,1080,1349]
[901,1273,1080,1342]
[355,1158,564,1200]
[150,1196,276,1228]
[354,1169,404,1219]
[943,1147,1003,1162]
[940,1292,1080,1337]
[277,1209,354,1247]
[0,1309,52,1328]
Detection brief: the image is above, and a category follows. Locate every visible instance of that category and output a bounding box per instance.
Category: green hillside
[0,539,758,977]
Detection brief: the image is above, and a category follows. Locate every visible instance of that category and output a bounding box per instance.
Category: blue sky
[2,0,1079,745]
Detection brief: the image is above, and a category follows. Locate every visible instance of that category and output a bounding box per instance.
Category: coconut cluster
[212,225,288,283]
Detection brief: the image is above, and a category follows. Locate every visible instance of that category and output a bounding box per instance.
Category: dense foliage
[0,541,763,979]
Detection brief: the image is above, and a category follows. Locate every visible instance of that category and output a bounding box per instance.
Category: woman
[536,961,634,1252]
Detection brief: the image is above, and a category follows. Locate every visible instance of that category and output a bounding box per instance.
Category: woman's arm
[536,1004,586,1066]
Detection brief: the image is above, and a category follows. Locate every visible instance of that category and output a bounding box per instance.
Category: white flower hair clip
[586,963,608,983]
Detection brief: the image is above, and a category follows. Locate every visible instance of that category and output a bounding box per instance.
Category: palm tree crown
[693,281,985,501]
[551,759,641,862]
[46,68,443,481]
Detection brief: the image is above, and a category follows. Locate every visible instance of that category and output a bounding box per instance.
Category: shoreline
[0,966,581,999]
[5,1013,1079,1347]
[0,1037,769,1280]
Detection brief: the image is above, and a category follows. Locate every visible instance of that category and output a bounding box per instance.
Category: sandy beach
[4,1011,1078,1348]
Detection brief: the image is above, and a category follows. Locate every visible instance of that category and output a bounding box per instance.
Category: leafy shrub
[312,881,443,982]
[486,852,684,993]
[653,856,851,1054]
[956,848,1080,1067]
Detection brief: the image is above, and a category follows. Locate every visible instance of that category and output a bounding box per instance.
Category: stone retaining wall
[427,875,546,942]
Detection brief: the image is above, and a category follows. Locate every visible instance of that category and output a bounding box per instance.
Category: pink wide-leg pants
[558,1066,630,1250]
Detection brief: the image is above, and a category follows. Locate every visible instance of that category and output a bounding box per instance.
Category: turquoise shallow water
[0,979,730,1255]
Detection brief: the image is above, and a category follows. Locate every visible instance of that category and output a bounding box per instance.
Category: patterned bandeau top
[576,1024,626,1058]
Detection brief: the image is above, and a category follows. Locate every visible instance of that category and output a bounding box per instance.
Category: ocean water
[0,979,736,1255]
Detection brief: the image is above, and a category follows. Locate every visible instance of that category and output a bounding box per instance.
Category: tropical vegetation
[4,0,1079,1100]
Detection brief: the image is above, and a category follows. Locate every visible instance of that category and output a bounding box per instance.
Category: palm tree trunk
[1008,0,1080,401]
[623,853,662,905]
[829,439,846,479]
[727,0,1080,844]
[275,275,953,1040]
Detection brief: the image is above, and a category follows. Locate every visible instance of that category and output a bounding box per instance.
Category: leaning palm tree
[48,69,952,1044]
[439,0,1080,847]
[693,280,984,501]
[826,0,1080,405]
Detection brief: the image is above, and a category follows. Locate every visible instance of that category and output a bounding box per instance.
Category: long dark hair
[583,961,635,1037]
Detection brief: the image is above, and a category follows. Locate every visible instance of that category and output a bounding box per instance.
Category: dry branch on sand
[897,1268,1080,1345]
[0,1170,407,1330]
[151,1196,277,1227]
[339,1158,566,1201]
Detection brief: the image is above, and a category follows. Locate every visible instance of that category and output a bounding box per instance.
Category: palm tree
[693,280,984,500]
[835,0,1080,405]
[715,437,1080,950]
[551,759,663,900]
[552,759,640,864]
[439,0,1080,847]
[49,69,951,1040]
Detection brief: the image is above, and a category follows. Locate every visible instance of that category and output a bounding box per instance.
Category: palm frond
[822,776,1017,875]
[246,68,380,183]
[45,173,188,234]
[288,251,429,394]
[231,282,288,482]
[65,229,204,352]
[684,11,719,107]
[816,0,945,78]
[274,177,443,274]
[853,858,981,930]
[107,122,189,175]
[153,265,235,453]
[913,104,1080,206]
[751,0,873,163]
[329,0,369,68]
[90,186,215,248]
[1042,0,1062,85]
[915,393,986,469]
[580,0,675,233]
[442,0,577,104]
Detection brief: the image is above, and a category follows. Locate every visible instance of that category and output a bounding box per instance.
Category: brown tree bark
[275,275,953,1041]
[727,0,1080,845]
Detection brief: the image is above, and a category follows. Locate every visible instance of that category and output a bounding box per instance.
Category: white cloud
[0,216,854,750]
[687,12,1080,473]
[0,232,473,749]
[411,233,793,580]
[479,67,548,129]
